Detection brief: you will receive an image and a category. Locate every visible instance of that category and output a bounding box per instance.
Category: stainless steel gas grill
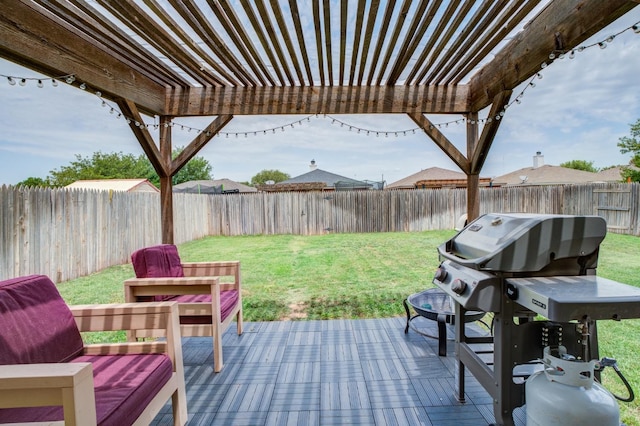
[432,213,640,425]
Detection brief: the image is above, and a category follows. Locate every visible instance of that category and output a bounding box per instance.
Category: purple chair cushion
[0,275,84,365]
[131,244,184,279]
[131,244,184,302]
[0,354,174,426]
[176,290,239,325]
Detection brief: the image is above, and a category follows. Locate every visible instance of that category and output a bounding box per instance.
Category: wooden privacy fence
[1,183,638,282]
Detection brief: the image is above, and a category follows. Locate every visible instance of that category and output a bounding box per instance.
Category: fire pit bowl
[403,288,486,356]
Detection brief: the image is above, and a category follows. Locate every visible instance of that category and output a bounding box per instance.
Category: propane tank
[526,346,620,426]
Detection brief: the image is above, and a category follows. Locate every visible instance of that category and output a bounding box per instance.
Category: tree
[16,177,51,188]
[250,169,290,186]
[559,160,598,173]
[48,151,151,187]
[618,119,640,182]
[47,148,212,187]
[170,147,212,186]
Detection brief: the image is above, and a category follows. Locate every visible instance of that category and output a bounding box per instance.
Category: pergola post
[466,112,480,222]
[159,116,174,245]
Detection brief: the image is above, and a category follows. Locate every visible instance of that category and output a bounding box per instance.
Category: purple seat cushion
[176,290,239,325]
[0,354,174,425]
[131,244,184,302]
[0,275,84,365]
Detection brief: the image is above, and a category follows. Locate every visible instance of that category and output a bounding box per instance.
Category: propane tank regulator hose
[598,357,635,403]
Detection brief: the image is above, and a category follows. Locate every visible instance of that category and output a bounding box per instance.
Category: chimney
[533,151,544,168]
[309,159,317,170]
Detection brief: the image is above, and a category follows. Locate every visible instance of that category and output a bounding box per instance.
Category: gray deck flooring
[153,316,526,425]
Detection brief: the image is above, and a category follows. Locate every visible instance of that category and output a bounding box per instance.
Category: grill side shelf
[505,276,640,322]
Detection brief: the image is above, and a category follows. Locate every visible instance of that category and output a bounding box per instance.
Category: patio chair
[124,244,243,373]
[0,274,187,426]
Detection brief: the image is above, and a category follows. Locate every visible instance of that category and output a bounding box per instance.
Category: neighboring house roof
[595,165,639,182]
[387,167,492,189]
[173,179,257,194]
[65,179,159,193]
[494,164,599,186]
[274,168,372,191]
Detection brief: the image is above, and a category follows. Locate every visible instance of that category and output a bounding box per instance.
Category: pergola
[2,0,638,243]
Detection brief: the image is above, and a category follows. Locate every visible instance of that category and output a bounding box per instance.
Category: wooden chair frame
[0,301,188,426]
[124,261,243,373]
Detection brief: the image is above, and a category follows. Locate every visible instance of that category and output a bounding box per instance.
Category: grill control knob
[434,267,448,282]
[451,279,467,295]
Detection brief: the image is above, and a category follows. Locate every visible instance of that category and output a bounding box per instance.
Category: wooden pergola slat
[357,0,381,86]
[172,0,255,86]
[312,0,325,86]
[268,0,307,86]
[239,0,287,86]
[254,0,296,86]
[348,0,367,86]
[410,0,478,84]
[98,0,222,87]
[211,0,274,86]
[423,0,497,85]
[64,0,189,86]
[448,0,540,85]
[288,0,315,86]
[366,0,398,85]
[373,0,412,84]
[390,0,445,84]
[322,0,334,86]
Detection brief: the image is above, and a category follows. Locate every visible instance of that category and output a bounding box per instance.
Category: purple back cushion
[0,275,84,364]
[131,244,184,302]
[131,244,184,278]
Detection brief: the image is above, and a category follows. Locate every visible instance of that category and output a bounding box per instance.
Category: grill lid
[438,213,607,273]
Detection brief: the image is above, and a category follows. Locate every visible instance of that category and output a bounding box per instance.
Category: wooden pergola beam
[116,99,167,177]
[470,90,512,174]
[469,0,637,111]
[171,115,234,174]
[166,85,470,116]
[407,113,470,174]
[0,0,166,114]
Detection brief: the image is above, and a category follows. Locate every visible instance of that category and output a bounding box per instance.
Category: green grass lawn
[57,230,640,425]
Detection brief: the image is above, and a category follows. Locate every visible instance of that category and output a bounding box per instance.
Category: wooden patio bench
[0,274,188,426]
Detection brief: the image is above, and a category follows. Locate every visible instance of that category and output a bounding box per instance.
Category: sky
[0,7,639,187]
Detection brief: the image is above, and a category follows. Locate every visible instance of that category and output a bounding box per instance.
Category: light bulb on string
[633,24,640,34]
[37,80,43,88]
[598,42,607,49]
[52,79,58,87]
[66,75,75,84]
[19,79,26,86]
[7,77,16,85]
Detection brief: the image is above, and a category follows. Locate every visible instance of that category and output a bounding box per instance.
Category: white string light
[1,72,75,88]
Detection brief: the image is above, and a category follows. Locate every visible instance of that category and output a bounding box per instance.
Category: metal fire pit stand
[404,288,486,356]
